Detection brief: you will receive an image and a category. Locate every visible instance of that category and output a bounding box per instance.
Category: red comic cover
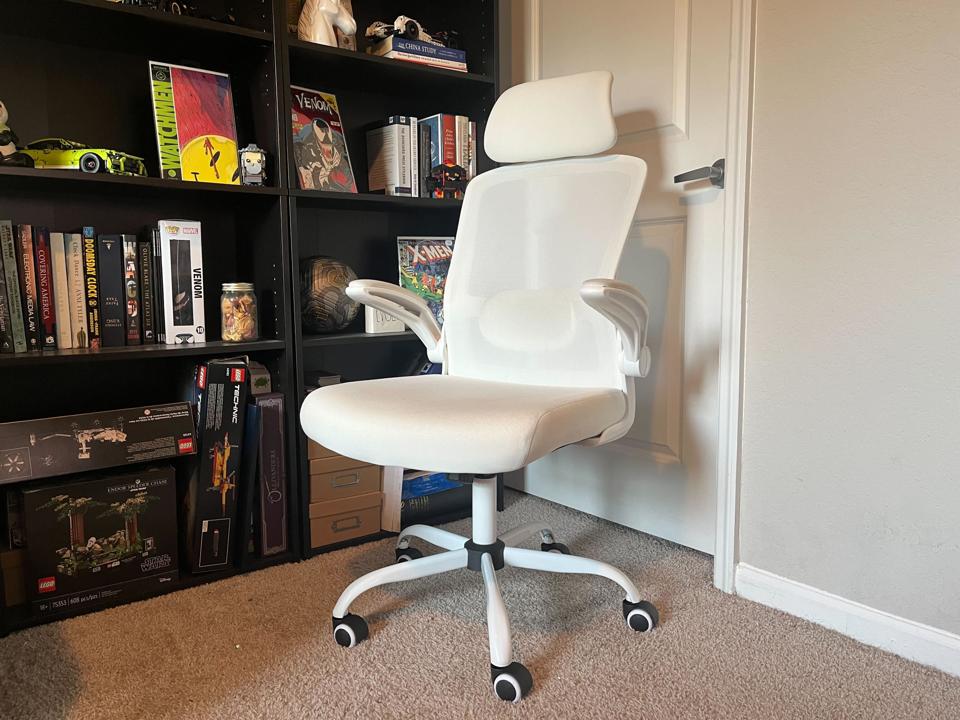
[150,62,240,184]
[291,86,357,193]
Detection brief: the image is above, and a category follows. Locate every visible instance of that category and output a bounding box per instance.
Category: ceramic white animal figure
[298,0,357,47]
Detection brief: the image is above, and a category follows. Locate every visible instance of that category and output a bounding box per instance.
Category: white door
[506,0,735,553]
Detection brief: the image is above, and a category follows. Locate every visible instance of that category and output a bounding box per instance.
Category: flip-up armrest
[346,279,444,363]
[579,278,652,378]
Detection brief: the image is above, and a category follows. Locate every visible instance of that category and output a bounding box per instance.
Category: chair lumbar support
[329,474,659,702]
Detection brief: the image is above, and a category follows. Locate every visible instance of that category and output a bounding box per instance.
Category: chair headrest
[484,71,617,163]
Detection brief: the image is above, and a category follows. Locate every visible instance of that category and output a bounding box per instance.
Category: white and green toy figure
[0,100,34,167]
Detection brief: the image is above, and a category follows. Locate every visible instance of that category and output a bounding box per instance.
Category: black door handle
[674,159,725,189]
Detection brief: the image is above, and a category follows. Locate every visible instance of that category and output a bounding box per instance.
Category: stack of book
[400,472,470,527]
[0,219,206,352]
[367,36,468,73]
[367,113,477,198]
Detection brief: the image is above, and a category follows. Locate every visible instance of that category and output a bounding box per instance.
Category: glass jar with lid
[221,282,258,342]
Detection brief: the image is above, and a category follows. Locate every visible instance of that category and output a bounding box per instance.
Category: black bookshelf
[0,0,501,629]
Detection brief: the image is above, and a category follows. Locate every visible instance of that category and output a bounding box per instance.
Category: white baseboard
[735,563,960,678]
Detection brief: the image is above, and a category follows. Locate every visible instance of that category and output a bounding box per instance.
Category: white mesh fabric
[443,155,647,391]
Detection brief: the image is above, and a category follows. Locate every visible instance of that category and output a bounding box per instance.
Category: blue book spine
[390,38,466,63]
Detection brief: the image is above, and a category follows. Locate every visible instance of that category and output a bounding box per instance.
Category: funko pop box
[20,465,179,618]
[0,403,197,486]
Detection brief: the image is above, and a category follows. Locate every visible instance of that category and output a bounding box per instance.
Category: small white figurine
[298,0,357,47]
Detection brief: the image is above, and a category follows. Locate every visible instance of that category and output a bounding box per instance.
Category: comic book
[397,236,454,326]
[149,62,240,184]
[291,86,357,193]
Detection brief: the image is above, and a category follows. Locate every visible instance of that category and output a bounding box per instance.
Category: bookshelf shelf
[0,167,282,197]
[288,39,495,93]
[291,189,462,212]
[0,340,286,368]
[302,331,417,348]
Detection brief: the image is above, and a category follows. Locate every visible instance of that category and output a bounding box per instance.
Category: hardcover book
[0,221,27,353]
[49,232,73,349]
[158,220,205,344]
[33,227,57,349]
[81,226,101,349]
[367,122,411,196]
[420,114,457,172]
[64,233,89,348]
[0,241,12,353]
[149,61,240,185]
[137,240,156,344]
[97,234,126,348]
[397,236,455,326]
[290,86,357,193]
[15,224,40,351]
[123,236,141,345]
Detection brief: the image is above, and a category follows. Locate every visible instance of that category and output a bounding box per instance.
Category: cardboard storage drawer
[309,492,382,548]
[307,439,338,460]
[308,454,373,476]
[310,464,380,503]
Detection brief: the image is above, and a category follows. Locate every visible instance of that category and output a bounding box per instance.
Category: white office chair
[300,70,657,703]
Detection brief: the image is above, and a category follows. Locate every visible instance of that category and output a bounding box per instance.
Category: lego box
[21,465,179,618]
[0,403,197,486]
[183,358,249,572]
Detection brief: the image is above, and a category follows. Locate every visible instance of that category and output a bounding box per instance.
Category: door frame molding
[514,0,755,591]
[713,0,755,592]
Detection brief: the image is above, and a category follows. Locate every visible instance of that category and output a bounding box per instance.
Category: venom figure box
[20,465,179,618]
[0,403,197,486]
[183,358,249,572]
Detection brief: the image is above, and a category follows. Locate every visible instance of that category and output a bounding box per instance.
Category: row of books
[367,36,468,73]
[0,219,206,353]
[367,114,477,198]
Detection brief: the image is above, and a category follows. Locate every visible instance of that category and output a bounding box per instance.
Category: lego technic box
[20,465,179,618]
[0,403,197,486]
[183,358,249,572]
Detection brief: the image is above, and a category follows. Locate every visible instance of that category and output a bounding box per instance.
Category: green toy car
[21,138,147,176]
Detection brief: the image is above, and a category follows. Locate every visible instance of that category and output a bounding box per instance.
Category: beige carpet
[1,491,958,720]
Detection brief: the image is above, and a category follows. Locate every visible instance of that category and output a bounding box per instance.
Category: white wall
[739,0,960,635]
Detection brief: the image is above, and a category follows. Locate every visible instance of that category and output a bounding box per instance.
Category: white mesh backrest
[444,154,646,390]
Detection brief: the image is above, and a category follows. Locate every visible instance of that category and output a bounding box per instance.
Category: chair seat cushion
[300,375,627,474]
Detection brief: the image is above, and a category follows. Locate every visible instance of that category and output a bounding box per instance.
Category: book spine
[97,234,125,347]
[400,485,471,526]
[455,116,469,175]
[138,240,156,344]
[381,52,468,71]
[149,62,183,181]
[397,122,411,196]
[81,226,101,349]
[440,115,457,166]
[64,234,88,348]
[468,121,477,179]
[256,393,288,556]
[1,221,27,353]
[409,116,419,198]
[123,236,142,345]
[33,227,57,349]
[49,232,73,349]
[0,245,11,352]
[419,123,432,198]
[152,227,164,343]
[372,37,467,63]
[15,224,40,351]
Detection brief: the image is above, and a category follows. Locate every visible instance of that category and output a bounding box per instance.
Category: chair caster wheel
[332,613,368,648]
[623,599,659,632]
[395,546,423,562]
[491,662,533,702]
[540,541,570,554]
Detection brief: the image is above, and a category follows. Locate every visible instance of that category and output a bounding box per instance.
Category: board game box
[20,465,179,618]
[183,358,249,572]
[291,85,357,193]
[149,61,240,184]
[397,236,455,326]
[0,403,196,486]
